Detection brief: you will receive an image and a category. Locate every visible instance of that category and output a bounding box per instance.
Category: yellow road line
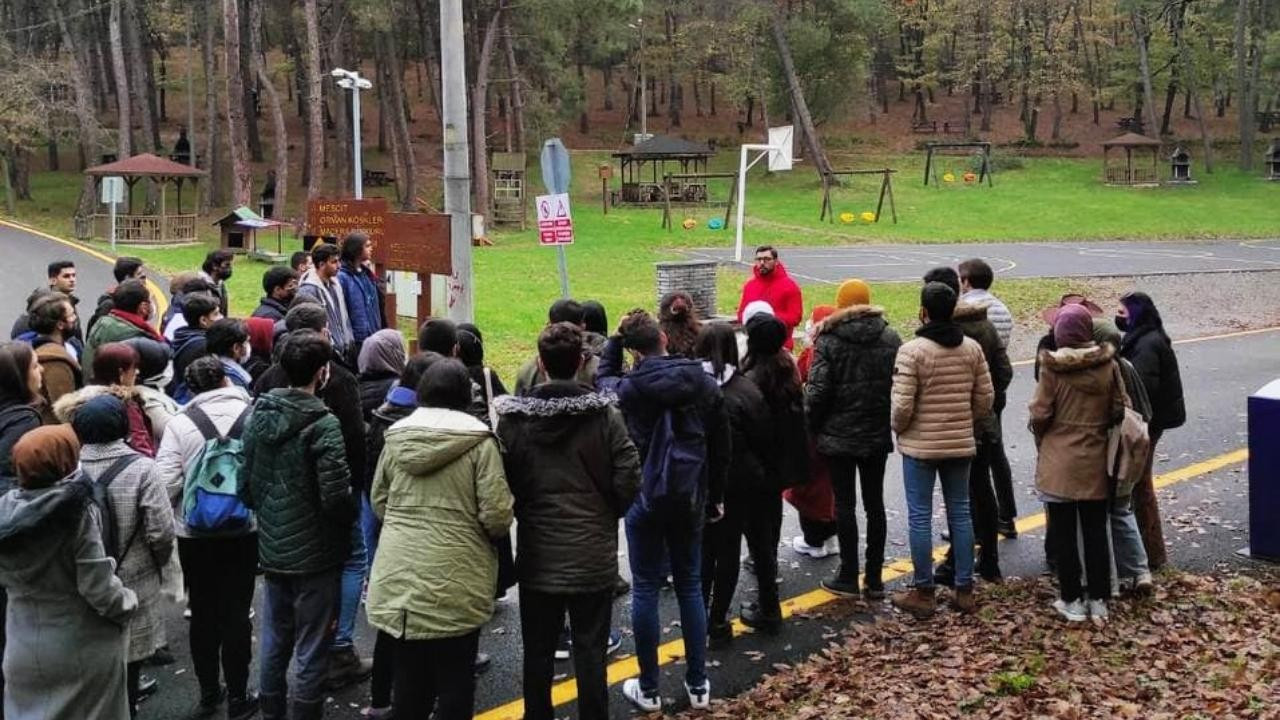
[0,218,170,320]
[1010,325,1280,368]
[474,446,1249,720]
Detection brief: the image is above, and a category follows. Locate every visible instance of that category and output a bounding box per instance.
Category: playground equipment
[733,125,796,261]
[819,169,898,224]
[923,141,994,187]
[660,172,738,231]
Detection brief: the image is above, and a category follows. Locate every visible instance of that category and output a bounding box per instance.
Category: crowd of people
[0,239,1185,719]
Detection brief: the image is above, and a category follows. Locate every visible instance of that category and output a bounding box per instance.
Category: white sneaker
[791,536,833,559]
[1052,598,1087,622]
[623,678,661,712]
[685,679,711,710]
[822,536,840,555]
[1087,599,1108,620]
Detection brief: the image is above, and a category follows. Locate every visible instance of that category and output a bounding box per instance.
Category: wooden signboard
[307,199,452,327]
[307,198,388,248]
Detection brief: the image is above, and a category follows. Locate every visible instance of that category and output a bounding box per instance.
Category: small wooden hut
[611,135,713,205]
[1102,133,1161,187]
[490,152,527,228]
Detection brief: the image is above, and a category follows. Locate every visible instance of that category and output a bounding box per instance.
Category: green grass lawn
[7,152,1274,378]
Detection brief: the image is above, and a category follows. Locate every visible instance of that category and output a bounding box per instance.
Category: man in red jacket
[737,245,803,349]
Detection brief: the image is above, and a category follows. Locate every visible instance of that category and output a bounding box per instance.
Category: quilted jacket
[805,305,901,457]
[891,323,994,460]
[238,388,355,574]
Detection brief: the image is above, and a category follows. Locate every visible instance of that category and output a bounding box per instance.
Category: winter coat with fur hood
[495,381,639,594]
[805,305,901,457]
[1029,343,1128,501]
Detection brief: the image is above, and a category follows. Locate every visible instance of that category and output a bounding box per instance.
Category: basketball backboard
[767,125,794,171]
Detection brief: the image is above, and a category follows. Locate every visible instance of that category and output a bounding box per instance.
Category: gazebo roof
[613,135,713,159]
[1102,133,1162,148]
[85,153,206,178]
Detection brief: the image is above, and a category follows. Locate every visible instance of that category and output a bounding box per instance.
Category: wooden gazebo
[611,135,713,205]
[1102,133,1161,186]
[83,153,206,244]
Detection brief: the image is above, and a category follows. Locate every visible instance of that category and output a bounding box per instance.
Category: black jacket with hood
[494,381,641,593]
[0,402,42,494]
[805,305,902,457]
[596,337,731,511]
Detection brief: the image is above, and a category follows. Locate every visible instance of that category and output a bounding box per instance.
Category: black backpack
[79,455,142,564]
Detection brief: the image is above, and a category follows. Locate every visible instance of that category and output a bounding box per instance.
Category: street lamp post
[331,68,373,199]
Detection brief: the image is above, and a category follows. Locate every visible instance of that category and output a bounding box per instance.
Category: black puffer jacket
[953,302,1013,439]
[238,388,355,575]
[1121,324,1185,432]
[358,371,399,423]
[494,381,640,594]
[0,402,42,494]
[716,370,773,497]
[364,385,417,495]
[805,306,901,457]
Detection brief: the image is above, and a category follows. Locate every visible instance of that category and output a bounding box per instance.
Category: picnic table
[363,169,395,187]
[1257,111,1280,133]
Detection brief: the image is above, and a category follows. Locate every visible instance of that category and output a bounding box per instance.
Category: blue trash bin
[1247,379,1280,561]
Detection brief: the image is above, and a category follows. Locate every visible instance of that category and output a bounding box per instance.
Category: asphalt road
[690,239,1280,284]
[0,222,1273,719]
[0,220,121,324]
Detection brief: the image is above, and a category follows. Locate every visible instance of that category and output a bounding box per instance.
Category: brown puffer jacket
[1029,343,1128,501]
[890,324,994,460]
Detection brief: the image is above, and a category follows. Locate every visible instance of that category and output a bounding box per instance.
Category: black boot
[820,574,860,597]
[740,601,782,634]
[864,567,885,600]
[977,549,1003,583]
[707,620,733,650]
[933,556,956,588]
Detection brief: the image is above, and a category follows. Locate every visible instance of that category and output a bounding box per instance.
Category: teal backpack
[182,404,253,533]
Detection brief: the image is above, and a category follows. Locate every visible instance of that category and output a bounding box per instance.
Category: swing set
[818,169,899,224]
[659,172,738,231]
[922,141,994,187]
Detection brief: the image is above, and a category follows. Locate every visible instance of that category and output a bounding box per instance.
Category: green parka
[367,407,514,640]
[238,388,355,575]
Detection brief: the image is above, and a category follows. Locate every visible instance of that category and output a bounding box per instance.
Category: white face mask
[237,343,252,365]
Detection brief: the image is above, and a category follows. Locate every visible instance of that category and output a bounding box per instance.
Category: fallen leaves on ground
[677,570,1279,719]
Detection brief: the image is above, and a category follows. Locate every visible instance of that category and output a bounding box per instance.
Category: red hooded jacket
[737,262,803,349]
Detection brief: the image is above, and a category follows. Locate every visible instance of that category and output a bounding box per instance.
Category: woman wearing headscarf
[358,329,408,422]
[1116,292,1184,571]
[69,395,176,715]
[1030,304,1127,623]
[736,313,809,634]
[0,425,137,720]
[55,342,159,457]
[121,337,179,442]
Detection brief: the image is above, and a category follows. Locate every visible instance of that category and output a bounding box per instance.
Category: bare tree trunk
[201,0,222,211]
[769,12,832,179]
[108,0,132,157]
[244,0,264,162]
[52,0,99,217]
[1234,0,1260,170]
[415,0,442,121]
[222,0,253,207]
[388,34,417,211]
[1131,8,1160,139]
[472,7,502,222]
[304,0,324,199]
[328,1,351,194]
[501,11,524,152]
[122,0,156,154]
[253,2,287,218]
[577,61,589,134]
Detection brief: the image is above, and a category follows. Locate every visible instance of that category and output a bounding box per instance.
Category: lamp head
[330,68,349,78]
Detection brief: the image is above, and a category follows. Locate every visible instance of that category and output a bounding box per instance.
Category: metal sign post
[540,138,573,298]
[101,176,125,250]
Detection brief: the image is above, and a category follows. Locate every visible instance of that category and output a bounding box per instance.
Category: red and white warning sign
[536,193,574,246]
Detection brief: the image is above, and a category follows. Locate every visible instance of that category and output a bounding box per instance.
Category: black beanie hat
[746,314,787,357]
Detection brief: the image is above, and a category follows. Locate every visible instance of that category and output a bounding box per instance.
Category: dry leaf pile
[678,571,1279,720]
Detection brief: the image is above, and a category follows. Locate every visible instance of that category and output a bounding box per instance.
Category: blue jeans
[903,456,974,589]
[259,568,341,709]
[625,498,707,694]
[334,522,368,649]
[360,492,381,572]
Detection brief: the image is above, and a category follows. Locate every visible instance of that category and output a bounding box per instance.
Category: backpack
[181,404,253,533]
[640,405,707,509]
[81,454,142,563]
[1107,405,1151,498]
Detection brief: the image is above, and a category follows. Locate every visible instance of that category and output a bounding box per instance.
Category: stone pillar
[655,259,718,320]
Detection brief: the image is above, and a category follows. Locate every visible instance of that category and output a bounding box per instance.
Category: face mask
[221,268,233,281]
[1115,315,1130,332]
[237,344,252,364]
[281,291,297,306]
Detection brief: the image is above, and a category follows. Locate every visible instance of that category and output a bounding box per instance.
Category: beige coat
[891,332,994,460]
[1029,344,1128,501]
